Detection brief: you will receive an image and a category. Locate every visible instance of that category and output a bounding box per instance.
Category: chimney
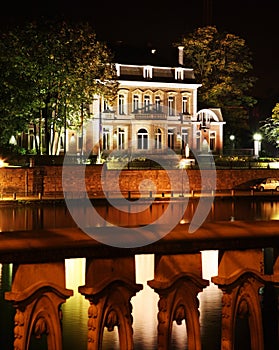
[178,46,184,66]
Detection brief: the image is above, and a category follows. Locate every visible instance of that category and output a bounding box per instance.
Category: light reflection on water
[0,197,279,233]
[0,198,278,349]
[61,252,220,350]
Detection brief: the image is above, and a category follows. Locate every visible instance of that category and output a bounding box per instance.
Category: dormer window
[175,68,184,80]
[143,66,153,79]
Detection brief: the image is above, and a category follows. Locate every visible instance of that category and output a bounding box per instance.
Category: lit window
[137,128,148,149]
[155,96,161,112]
[209,131,216,151]
[168,96,175,116]
[175,68,184,80]
[155,128,162,149]
[168,128,174,149]
[118,128,125,150]
[182,96,188,114]
[133,95,140,113]
[143,66,152,79]
[103,99,111,112]
[103,128,110,150]
[144,95,151,113]
[118,94,126,115]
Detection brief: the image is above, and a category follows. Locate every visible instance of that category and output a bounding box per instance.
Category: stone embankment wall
[1,166,279,197]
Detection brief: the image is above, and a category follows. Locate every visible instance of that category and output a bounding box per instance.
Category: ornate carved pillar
[270,248,279,349]
[212,249,270,350]
[79,256,143,350]
[148,254,209,350]
[5,262,73,350]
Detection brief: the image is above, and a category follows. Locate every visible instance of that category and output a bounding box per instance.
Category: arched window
[137,128,148,150]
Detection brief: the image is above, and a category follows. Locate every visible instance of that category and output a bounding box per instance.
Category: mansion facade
[22,47,225,161]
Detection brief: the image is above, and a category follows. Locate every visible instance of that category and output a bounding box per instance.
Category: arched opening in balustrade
[171,319,188,349]
[29,333,48,350]
[103,327,120,349]
[234,299,251,350]
[233,280,264,350]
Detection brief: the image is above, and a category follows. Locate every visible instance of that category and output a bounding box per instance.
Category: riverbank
[0,188,279,207]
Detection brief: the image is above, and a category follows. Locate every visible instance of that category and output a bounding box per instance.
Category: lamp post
[179,159,187,197]
[253,133,262,158]
[229,135,235,155]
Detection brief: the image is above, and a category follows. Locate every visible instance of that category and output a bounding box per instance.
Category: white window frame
[155,128,162,149]
[143,66,153,79]
[137,128,149,150]
[209,131,216,151]
[168,128,175,149]
[118,127,126,150]
[168,95,175,116]
[103,127,111,150]
[175,67,184,80]
[133,94,140,113]
[118,90,128,115]
[144,94,151,113]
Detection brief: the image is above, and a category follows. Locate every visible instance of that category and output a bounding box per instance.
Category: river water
[0,196,278,349]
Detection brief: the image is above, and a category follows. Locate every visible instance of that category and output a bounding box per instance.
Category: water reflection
[0,198,278,349]
[62,253,220,350]
[0,197,279,232]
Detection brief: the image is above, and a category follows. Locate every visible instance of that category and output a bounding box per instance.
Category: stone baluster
[148,253,209,350]
[79,256,143,350]
[5,262,73,350]
[212,249,271,350]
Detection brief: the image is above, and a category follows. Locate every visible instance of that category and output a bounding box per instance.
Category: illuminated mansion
[23,46,225,160]
[69,46,225,161]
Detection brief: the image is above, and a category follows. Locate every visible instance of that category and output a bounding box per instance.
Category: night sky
[1,0,279,99]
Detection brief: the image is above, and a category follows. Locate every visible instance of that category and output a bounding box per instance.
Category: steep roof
[110,42,197,84]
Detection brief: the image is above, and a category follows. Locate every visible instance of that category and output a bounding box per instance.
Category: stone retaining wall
[1,166,279,197]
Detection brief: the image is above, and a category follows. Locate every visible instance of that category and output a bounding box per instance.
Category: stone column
[5,262,73,350]
[212,249,270,350]
[79,256,143,350]
[148,253,209,350]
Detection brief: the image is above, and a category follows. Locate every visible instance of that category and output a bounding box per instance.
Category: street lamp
[229,135,235,155]
[253,133,262,158]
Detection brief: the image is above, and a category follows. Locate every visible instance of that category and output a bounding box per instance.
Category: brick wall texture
[1,166,279,197]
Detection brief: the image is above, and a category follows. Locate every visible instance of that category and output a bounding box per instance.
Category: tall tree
[176,26,257,145]
[0,19,118,154]
[260,103,279,150]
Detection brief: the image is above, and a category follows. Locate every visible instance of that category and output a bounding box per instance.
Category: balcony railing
[134,113,167,120]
